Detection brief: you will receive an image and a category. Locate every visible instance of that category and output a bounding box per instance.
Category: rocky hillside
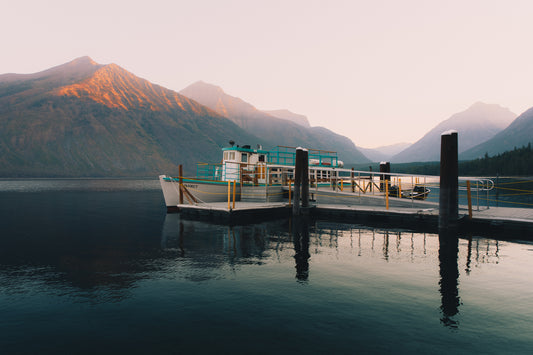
[0,57,262,177]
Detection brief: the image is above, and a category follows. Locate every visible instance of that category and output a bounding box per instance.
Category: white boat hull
[159,175,242,210]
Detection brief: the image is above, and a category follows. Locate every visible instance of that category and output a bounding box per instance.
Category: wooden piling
[293,148,303,215]
[439,131,459,230]
[227,180,231,210]
[179,165,184,205]
[369,166,373,192]
[385,180,389,210]
[466,180,473,220]
[351,168,355,193]
[379,162,390,192]
[232,180,236,209]
[301,149,309,208]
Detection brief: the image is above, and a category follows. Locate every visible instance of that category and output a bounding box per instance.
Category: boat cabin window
[259,154,265,162]
[241,153,248,163]
[224,152,236,161]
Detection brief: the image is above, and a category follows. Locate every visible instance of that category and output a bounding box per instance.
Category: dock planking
[174,200,533,237]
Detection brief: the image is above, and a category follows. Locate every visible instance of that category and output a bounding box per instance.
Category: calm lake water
[1,179,533,354]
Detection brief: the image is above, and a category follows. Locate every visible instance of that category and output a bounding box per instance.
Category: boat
[159,143,343,211]
[387,184,431,200]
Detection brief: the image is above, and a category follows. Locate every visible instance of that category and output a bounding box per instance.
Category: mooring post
[379,162,390,192]
[439,131,459,231]
[301,149,309,209]
[369,166,373,192]
[179,164,184,205]
[227,180,231,211]
[232,180,236,209]
[351,168,355,193]
[293,148,303,215]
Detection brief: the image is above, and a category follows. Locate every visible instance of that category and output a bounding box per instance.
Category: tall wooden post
[369,166,373,192]
[379,162,390,192]
[439,131,459,231]
[179,164,184,205]
[351,168,355,193]
[293,148,303,215]
[301,149,309,208]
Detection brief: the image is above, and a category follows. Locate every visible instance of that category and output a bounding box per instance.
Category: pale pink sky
[2,0,533,148]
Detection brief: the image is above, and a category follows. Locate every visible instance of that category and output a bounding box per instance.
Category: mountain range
[180,81,369,163]
[0,57,368,177]
[1,56,532,177]
[358,142,412,162]
[0,57,262,176]
[391,102,517,163]
[460,106,533,160]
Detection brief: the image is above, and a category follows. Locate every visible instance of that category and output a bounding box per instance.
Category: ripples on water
[0,179,532,354]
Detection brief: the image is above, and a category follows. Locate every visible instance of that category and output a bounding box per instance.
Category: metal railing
[194,162,500,210]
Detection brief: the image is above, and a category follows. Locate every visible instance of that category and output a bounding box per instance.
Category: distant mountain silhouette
[359,142,412,162]
[180,81,370,163]
[263,109,310,128]
[391,102,516,163]
[0,57,262,177]
[461,106,533,159]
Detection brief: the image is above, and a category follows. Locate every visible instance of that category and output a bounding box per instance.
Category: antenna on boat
[229,140,235,147]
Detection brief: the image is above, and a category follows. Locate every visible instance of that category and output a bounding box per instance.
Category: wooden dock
[175,200,533,237]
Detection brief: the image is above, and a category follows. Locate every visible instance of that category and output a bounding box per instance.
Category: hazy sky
[2,0,533,148]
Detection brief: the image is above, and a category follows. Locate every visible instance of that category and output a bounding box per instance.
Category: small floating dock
[175,200,533,236]
[164,138,533,238]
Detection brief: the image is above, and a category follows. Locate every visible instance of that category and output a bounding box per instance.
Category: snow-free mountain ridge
[0,57,264,176]
[391,102,516,163]
[180,81,370,163]
[461,105,533,159]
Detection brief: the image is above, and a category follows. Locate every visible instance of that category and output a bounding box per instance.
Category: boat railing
[196,161,289,185]
[196,162,223,181]
[268,146,341,168]
[195,161,494,210]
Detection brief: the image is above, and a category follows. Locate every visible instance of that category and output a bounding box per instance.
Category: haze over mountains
[262,109,310,128]
[358,142,412,162]
[391,102,517,163]
[180,81,369,163]
[460,106,533,160]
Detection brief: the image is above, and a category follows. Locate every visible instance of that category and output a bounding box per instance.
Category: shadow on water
[0,187,514,331]
[165,213,520,330]
[164,213,479,330]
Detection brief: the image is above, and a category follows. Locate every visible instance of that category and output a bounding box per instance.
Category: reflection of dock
[161,213,514,330]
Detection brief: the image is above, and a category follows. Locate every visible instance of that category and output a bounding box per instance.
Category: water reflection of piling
[438,229,460,328]
[465,236,472,275]
[179,221,185,256]
[382,231,390,261]
[292,216,311,282]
